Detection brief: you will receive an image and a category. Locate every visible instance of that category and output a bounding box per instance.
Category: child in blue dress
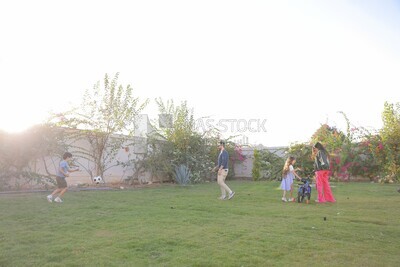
[281,156,301,202]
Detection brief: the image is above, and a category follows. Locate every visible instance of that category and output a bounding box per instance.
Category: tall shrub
[51,73,148,181]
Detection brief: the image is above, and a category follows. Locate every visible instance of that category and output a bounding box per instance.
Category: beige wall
[33,138,153,186]
[35,146,285,185]
[233,148,254,178]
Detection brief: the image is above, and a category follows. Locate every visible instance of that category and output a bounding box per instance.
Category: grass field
[1,181,399,266]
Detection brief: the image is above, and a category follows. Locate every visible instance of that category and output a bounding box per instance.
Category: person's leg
[281,178,288,201]
[222,170,233,196]
[217,172,230,199]
[219,170,234,199]
[54,187,67,203]
[224,171,235,199]
[54,177,68,202]
[47,188,59,202]
[50,188,61,196]
[289,183,294,200]
[315,171,326,203]
[48,178,63,202]
[322,171,336,202]
[58,187,68,198]
[282,190,289,202]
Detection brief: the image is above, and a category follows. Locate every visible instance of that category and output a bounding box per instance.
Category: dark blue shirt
[218,150,229,169]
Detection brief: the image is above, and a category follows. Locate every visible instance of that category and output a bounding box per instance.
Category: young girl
[280,156,301,202]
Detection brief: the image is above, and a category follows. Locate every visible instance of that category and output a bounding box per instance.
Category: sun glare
[0,118,35,133]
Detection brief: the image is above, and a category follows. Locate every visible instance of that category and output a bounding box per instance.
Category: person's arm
[217,153,222,173]
[69,166,79,173]
[218,151,227,173]
[61,162,79,176]
[292,169,302,180]
[218,154,225,172]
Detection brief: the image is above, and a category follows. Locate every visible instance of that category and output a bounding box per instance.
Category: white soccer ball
[93,176,102,184]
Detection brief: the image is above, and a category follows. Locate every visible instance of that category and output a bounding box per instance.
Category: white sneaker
[288,198,294,202]
[228,191,235,200]
[282,197,287,202]
[47,195,53,203]
[54,197,63,203]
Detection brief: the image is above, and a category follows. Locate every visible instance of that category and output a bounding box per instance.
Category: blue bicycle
[297,178,312,204]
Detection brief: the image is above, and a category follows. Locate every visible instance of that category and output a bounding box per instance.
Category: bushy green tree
[287,143,314,177]
[145,99,215,184]
[145,99,245,184]
[251,149,285,181]
[380,102,400,181]
[51,73,148,181]
[290,104,399,182]
[251,149,261,181]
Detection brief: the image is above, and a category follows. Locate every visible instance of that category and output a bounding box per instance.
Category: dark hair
[313,142,327,152]
[219,140,225,146]
[63,152,72,160]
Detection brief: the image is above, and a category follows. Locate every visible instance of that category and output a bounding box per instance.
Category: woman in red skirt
[313,142,336,203]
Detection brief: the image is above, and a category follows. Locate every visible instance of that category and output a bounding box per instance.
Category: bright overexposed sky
[1,0,399,146]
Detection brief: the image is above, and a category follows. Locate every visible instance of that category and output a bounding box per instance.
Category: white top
[289,165,294,172]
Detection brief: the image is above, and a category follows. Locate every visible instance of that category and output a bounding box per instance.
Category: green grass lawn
[1,181,399,267]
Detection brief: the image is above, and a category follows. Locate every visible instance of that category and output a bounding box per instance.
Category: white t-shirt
[289,165,294,172]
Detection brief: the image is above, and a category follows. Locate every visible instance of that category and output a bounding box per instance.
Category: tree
[251,148,285,181]
[311,123,346,152]
[145,99,215,184]
[251,149,261,181]
[287,143,314,176]
[380,102,400,181]
[51,73,148,181]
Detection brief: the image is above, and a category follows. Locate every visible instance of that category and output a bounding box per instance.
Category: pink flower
[234,145,245,161]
